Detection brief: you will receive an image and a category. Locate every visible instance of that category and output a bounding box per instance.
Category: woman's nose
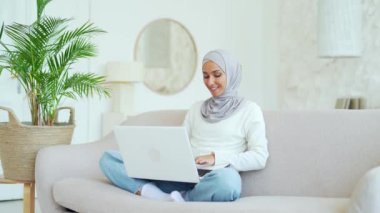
[206,77,215,86]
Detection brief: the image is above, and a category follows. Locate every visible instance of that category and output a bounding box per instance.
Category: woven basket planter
[0,106,75,181]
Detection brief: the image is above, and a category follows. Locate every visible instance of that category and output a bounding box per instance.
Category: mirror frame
[134,18,198,95]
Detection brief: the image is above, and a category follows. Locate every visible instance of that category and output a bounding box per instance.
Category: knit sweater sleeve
[183,101,199,137]
[229,105,269,171]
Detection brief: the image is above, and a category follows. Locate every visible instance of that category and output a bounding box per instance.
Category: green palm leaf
[63,73,110,99]
[0,0,109,126]
[0,22,4,39]
[47,37,97,76]
[37,0,52,21]
[55,22,105,52]
[0,50,6,75]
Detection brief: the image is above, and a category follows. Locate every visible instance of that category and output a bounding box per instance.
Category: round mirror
[134,19,197,95]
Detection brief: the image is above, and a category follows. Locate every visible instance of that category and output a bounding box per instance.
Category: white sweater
[184,100,269,171]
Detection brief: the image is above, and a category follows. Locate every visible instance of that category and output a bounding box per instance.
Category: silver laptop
[114,126,200,183]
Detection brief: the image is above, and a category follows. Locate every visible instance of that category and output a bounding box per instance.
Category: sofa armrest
[36,136,117,213]
[347,166,380,213]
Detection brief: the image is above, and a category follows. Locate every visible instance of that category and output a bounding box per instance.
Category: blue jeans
[99,150,241,202]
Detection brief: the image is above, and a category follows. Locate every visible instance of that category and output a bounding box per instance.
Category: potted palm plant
[0,0,110,181]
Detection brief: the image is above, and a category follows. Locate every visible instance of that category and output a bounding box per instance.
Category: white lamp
[105,61,144,115]
[318,0,362,57]
[102,61,144,136]
[106,61,144,83]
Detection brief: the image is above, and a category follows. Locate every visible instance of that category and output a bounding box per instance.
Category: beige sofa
[36,110,380,213]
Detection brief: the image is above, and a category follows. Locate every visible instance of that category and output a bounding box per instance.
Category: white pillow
[347,166,380,213]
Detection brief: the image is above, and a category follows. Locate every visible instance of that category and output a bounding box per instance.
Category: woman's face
[202,61,227,97]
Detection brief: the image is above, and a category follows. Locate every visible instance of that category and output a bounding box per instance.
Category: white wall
[0,0,30,124]
[225,0,264,106]
[278,0,380,109]
[262,1,279,109]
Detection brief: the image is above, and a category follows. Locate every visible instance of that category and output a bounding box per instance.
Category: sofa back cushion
[119,109,380,198]
[242,110,380,198]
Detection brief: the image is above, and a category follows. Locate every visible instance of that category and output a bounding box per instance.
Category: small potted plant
[0,0,110,181]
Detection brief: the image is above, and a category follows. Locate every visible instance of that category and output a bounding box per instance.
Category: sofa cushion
[242,110,380,198]
[53,177,349,213]
[347,166,380,213]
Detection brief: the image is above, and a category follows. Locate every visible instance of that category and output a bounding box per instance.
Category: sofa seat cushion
[53,178,349,213]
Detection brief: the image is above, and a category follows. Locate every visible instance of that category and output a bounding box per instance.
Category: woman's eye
[203,76,209,79]
[214,74,221,78]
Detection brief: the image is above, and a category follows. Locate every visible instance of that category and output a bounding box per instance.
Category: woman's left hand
[195,153,215,165]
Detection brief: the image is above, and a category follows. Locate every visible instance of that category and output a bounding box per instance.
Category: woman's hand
[195,153,215,165]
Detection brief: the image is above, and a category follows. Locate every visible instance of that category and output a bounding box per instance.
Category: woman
[99,49,269,202]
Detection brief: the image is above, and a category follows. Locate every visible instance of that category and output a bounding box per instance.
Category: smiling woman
[134,18,197,95]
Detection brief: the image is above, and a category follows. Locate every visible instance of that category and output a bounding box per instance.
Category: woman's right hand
[195,153,215,165]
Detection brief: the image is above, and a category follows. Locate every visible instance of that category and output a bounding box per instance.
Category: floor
[0,199,42,213]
